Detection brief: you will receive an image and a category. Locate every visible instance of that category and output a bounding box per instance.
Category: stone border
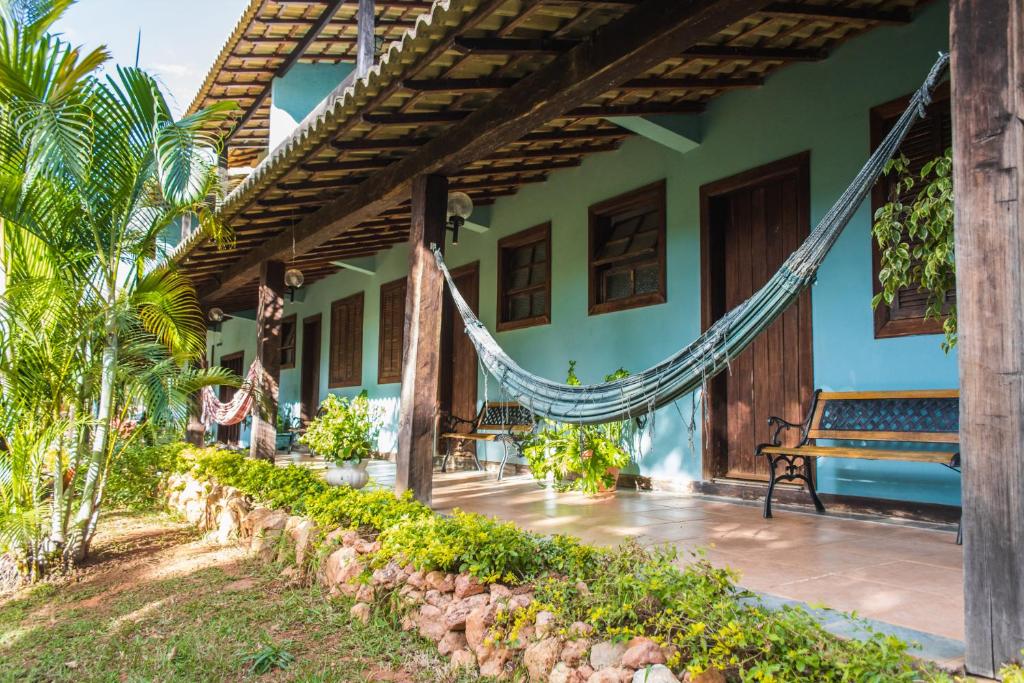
[165,471,729,682]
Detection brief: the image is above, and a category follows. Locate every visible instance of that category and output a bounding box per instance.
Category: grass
[0,512,478,682]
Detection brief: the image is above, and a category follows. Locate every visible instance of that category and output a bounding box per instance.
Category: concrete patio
[284,455,965,668]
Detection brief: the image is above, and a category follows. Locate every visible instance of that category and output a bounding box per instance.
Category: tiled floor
[287,455,964,664]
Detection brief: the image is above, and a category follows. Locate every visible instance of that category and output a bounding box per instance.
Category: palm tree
[0,0,237,570]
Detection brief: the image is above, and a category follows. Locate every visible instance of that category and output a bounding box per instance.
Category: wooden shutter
[329,292,364,387]
[279,314,297,369]
[497,223,552,331]
[870,84,953,337]
[378,278,407,384]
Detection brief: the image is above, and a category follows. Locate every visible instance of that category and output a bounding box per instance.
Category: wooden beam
[396,174,447,505]
[760,2,911,25]
[356,0,375,78]
[453,36,579,55]
[403,75,762,92]
[202,0,771,302]
[453,38,827,62]
[681,44,826,61]
[951,0,1024,676]
[250,260,285,461]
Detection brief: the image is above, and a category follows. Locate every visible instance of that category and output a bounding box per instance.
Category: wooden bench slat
[761,444,958,464]
[806,429,959,443]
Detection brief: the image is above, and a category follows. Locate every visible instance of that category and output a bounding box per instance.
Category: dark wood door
[300,314,322,422]
[701,154,813,481]
[217,351,244,445]
[440,262,480,441]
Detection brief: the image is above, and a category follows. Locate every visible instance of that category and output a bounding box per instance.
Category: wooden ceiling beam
[759,2,912,25]
[403,75,762,92]
[202,0,773,302]
[453,37,578,55]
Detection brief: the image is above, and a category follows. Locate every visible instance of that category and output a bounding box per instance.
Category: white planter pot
[325,460,369,489]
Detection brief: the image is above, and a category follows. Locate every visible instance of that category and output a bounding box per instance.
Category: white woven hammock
[432,54,950,426]
[200,359,263,426]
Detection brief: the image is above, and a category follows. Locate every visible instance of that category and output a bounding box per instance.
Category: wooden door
[701,154,813,481]
[440,262,480,435]
[300,314,322,422]
[217,351,244,445]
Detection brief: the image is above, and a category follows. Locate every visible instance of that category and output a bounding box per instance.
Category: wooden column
[396,175,447,505]
[356,0,375,78]
[250,260,285,461]
[951,1,1024,676]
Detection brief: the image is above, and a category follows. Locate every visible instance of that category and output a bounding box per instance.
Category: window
[280,314,297,369]
[870,83,953,338]
[329,292,364,388]
[378,278,406,384]
[497,223,551,331]
[588,181,667,315]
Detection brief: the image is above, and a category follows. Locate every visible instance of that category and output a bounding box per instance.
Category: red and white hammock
[200,359,263,426]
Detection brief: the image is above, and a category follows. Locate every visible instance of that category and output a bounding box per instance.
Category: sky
[54,0,250,116]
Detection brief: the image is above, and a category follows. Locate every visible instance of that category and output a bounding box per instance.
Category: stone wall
[165,472,721,683]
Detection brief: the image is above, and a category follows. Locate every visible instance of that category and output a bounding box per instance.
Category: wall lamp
[445,192,473,246]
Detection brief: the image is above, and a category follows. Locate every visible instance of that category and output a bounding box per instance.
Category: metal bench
[439,401,535,481]
[757,389,961,542]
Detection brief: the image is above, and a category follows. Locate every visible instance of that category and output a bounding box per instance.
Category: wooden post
[250,260,285,461]
[950,1,1024,676]
[186,345,207,446]
[356,0,375,79]
[396,174,447,505]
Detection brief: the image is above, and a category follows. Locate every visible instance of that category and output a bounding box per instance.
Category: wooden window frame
[378,277,407,384]
[870,82,952,339]
[279,314,297,369]
[588,180,667,316]
[328,291,364,388]
[496,222,552,331]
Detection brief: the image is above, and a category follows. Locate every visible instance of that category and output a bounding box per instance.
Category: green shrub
[105,441,190,510]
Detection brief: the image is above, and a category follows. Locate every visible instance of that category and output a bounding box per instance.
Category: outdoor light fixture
[285,267,305,302]
[207,307,225,323]
[445,191,473,246]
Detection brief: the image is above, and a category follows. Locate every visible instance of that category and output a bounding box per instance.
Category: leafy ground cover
[0,512,474,682]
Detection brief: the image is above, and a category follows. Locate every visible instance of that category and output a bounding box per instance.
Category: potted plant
[299,392,380,489]
[521,361,635,496]
[275,406,300,454]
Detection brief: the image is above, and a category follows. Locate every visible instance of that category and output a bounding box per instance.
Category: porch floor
[284,455,965,667]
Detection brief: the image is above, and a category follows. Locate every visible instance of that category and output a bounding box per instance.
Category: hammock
[200,359,263,426]
[432,53,950,426]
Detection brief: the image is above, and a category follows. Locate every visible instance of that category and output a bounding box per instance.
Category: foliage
[521,361,634,493]
[872,149,956,350]
[0,0,238,579]
[299,392,381,465]
[104,441,190,511]
[242,642,295,675]
[173,446,955,681]
[276,404,299,433]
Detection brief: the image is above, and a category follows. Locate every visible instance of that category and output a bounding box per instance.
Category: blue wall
[211,1,960,506]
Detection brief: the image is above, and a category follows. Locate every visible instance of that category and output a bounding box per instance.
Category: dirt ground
[0,512,474,682]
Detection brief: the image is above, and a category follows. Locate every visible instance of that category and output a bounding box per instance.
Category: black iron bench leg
[763,452,778,519]
[762,452,825,518]
[956,516,962,546]
[805,457,826,514]
[440,443,451,473]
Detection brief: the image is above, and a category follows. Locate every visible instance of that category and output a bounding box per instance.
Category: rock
[587,668,633,683]
[569,622,595,638]
[575,581,591,598]
[450,649,476,671]
[241,507,272,535]
[354,538,381,554]
[288,518,319,568]
[509,593,534,611]
[355,583,375,603]
[510,625,535,649]
[535,610,557,637]
[322,527,348,547]
[524,637,562,681]
[477,646,513,679]
[416,604,447,642]
[590,641,627,670]
[561,639,590,667]
[425,589,453,609]
[407,570,426,588]
[444,594,488,631]
[438,630,468,656]
[425,571,456,593]
[341,530,360,547]
[400,615,417,632]
[454,573,485,598]
[371,561,402,589]
[321,547,361,589]
[466,602,498,652]
[350,602,371,624]
[684,669,725,683]
[577,665,595,680]
[490,583,513,601]
[621,638,666,669]
[633,665,679,683]
[549,662,574,683]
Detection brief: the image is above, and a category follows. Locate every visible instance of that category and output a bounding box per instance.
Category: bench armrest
[440,411,477,433]
[766,416,809,446]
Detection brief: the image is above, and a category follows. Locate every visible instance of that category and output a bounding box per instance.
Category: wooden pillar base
[250,260,285,461]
